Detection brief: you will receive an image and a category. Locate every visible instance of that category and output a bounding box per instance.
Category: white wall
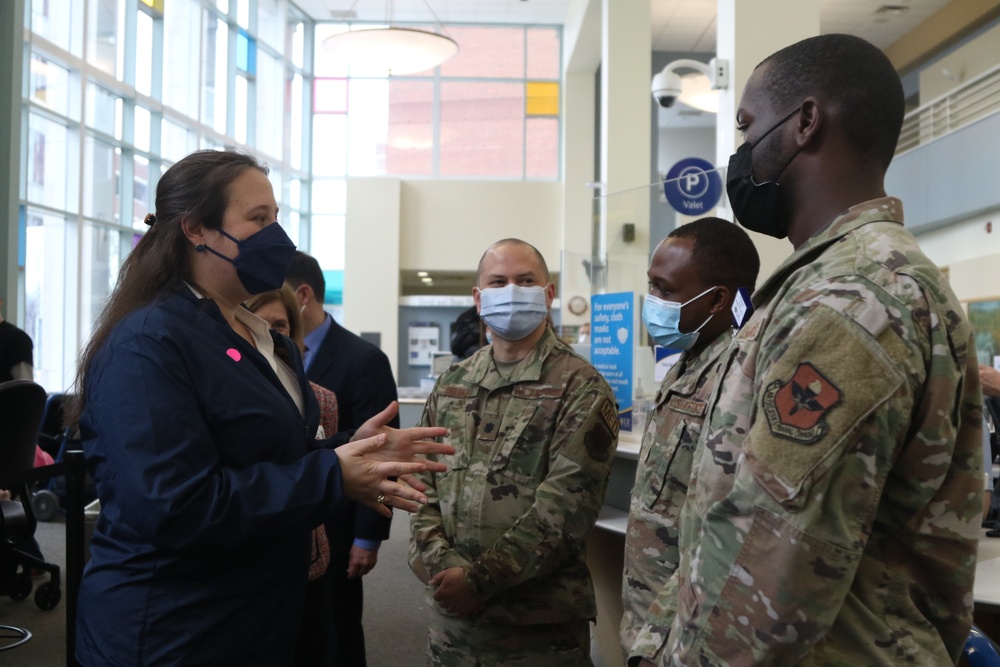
[915,205,1000,303]
[345,178,401,378]
[398,180,564,272]
[919,21,1000,103]
[343,178,564,378]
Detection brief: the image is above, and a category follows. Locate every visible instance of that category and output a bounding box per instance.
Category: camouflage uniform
[660,198,983,666]
[620,331,731,663]
[409,325,619,665]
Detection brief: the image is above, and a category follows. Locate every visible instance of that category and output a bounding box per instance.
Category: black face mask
[201,223,297,294]
[726,107,801,239]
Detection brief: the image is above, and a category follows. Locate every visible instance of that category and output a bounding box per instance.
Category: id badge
[731,286,754,329]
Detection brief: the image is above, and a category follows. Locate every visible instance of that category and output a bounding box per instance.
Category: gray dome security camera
[651,69,683,108]
[652,58,729,109]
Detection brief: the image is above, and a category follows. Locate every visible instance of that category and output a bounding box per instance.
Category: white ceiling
[297,0,952,52]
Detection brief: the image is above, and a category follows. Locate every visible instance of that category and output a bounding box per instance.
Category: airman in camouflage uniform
[658,35,983,666]
[620,218,759,667]
[409,239,619,666]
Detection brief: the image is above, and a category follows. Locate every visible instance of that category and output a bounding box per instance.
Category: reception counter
[587,431,640,667]
[398,396,428,428]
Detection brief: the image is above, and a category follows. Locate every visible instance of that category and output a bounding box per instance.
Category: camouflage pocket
[642,418,698,509]
[689,506,860,662]
[489,386,561,489]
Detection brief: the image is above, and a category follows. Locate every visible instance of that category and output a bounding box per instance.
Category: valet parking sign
[591,292,634,431]
[663,157,723,215]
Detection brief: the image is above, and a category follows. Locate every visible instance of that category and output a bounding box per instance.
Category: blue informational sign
[591,292,635,431]
[663,157,723,215]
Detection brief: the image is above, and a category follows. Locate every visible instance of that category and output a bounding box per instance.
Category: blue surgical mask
[642,286,718,350]
[201,223,297,295]
[478,284,548,341]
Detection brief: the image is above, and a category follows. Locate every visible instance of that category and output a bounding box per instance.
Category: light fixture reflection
[678,73,719,114]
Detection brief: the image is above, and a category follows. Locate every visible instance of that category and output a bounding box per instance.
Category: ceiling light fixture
[322,0,459,77]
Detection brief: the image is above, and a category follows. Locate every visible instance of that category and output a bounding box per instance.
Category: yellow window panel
[139,0,165,13]
[526,81,559,116]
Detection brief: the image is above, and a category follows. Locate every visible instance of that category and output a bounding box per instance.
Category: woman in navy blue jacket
[71,150,450,666]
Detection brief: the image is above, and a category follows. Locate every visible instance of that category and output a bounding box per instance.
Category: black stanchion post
[64,450,85,667]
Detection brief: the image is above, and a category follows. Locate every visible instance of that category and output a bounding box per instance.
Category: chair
[31,392,78,521]
[0,380,61,652]
[963,624,1000,667]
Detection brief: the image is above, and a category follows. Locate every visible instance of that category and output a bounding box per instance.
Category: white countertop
[595,505,628,535]
[592,520,1000,610]
[977,530,1000,608]
[616,432,641,460]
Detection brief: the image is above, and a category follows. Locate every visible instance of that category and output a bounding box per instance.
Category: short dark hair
[667,217,760,292]
[285,251,326,303]
[759,34,904,170]
[477,238,550,284]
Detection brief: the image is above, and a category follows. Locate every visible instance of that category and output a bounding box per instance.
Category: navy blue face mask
[201,223,297,295]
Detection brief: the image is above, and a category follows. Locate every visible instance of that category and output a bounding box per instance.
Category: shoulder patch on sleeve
[583,397,620,462]
[598,398,620,438]
[746,304,906,504]
[763,362,842,444]
[585,423,613,462]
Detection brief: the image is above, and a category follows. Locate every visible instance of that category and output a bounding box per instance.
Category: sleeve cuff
[353,538,381,552]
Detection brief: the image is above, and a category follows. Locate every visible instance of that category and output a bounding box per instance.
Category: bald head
[476,239,550,287]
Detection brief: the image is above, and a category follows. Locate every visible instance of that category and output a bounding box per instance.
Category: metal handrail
[896,62,1000,156]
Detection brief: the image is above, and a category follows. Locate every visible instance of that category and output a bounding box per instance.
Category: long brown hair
[69,150,268,424]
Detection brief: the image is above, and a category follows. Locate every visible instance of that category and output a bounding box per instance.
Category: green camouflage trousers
[427,615,591,666]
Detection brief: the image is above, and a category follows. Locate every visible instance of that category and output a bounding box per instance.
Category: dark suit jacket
[308,317,397,543]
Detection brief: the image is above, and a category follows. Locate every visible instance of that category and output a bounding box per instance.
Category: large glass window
[440,80,524,178]
[29,54,72,117]
[86,83,123,139]
[162,0,200,118]
[311,23,562,181]
[203,13,229,133]
[310,179,346,216]
[80,222,124,340]
[310,215,346,274]
[88,0,125,78]
[22,0,315,391]
[24,209,76,392]
[31,0,78,53]
[257,0,284,50]
[235,74,249,144]
[256,52,283,159]
[386,80,434,176]
[134,106,152,152]
[346,79,389,176]
[287,71,305,169]
[135,9,155,96]
[83,137,119,222]
[133,156,152,226]
[26,114,72,212]
[161,119,195,163]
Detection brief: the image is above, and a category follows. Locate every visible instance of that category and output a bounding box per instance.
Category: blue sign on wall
[663,157,723,215]
[591,292,634,431]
